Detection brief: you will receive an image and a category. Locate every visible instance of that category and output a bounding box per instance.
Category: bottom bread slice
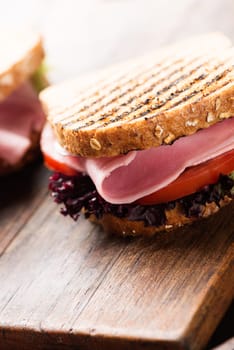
[90,196,233,236]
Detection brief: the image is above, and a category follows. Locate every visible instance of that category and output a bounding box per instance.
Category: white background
[0,0,233,81]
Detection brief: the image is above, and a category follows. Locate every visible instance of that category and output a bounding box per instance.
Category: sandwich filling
[41,118,234,204]
[0,81,45,165]
[41,118,234,226]
[48,171,234,225]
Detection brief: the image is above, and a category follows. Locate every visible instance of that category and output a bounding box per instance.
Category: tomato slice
[44,154,78,176]
[137,149,234,205]
[43,147,234,203]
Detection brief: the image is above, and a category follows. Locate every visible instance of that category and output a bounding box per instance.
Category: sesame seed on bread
[40,33,234,157]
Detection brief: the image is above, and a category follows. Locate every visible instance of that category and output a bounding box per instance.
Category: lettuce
[48,172,234,227]
[31,61,48,93]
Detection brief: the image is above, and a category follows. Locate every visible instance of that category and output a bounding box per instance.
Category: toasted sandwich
[0,29,47,175]
[40,33,234,236]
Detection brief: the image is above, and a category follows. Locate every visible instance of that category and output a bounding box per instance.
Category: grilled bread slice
[40,32,234,158]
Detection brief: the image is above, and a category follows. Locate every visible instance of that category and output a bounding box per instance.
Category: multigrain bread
[40,33,234,157]
[91,195,233,237]
[0,30,45,175]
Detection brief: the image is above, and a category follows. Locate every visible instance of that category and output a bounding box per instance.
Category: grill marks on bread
[40,34,234,157]
[53,54,175,124]
[66,53,234,131]
[61,56,198,128]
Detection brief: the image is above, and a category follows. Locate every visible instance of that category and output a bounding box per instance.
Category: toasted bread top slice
[40,33,234,157]
[0,29,44,101]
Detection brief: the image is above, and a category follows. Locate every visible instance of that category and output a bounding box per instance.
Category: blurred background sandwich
[0,30,47,175]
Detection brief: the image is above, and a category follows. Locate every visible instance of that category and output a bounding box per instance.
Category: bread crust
[51,85,234,157]
[40,34,234,157]
[0,31,44,101]
[90,196,233,236]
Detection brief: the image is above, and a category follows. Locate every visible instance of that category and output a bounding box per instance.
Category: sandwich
[40,33,234,236]
[0,29,46,175]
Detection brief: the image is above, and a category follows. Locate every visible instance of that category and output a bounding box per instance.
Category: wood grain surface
[0,164,233,350]
[0,1,234,349]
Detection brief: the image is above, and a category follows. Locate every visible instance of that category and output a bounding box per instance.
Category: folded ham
[41,118,234,204]
[0,82,45,165]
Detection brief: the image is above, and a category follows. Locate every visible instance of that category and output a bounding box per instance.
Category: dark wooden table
[0,1,233,349]
[0,162,233,350]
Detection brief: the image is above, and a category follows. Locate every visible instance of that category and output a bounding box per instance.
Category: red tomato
[44,154,78,176]
[137,149,234,205]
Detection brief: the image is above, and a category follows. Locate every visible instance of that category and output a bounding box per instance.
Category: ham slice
[0,82,45,165]
[41,118,234,204]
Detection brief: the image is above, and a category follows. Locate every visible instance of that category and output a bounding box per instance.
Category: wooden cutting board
[0,163,233,350]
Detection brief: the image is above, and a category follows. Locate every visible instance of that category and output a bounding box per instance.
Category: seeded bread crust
[0,31,44,101]
[90,196,233,236]
[53,86,234,157]
[40,33,234,157]
[0,130,41,176]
